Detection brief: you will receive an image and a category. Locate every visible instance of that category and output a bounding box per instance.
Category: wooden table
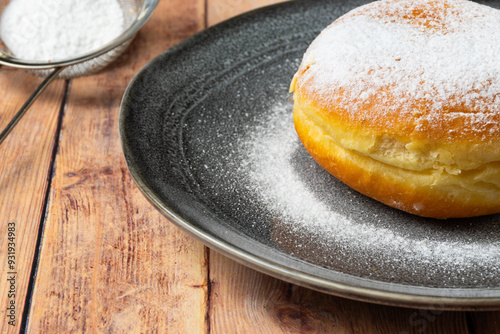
[1,0,499,333]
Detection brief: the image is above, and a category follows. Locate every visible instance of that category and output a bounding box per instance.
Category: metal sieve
[0,0,158,144]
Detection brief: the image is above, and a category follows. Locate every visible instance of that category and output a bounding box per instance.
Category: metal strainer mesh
[0,0,157,144]
[0,0,156,79]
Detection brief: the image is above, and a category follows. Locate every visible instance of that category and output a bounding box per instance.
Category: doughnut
[290,0,500,219]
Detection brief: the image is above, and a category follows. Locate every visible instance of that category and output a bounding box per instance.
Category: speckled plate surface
[120,0,500,310]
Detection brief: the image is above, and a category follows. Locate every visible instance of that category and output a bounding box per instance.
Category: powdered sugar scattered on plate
[238,101,500,286]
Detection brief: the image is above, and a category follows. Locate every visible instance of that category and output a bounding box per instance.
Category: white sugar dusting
[296,0,500,133]
[0,0,124,61]
[238,102,500,283]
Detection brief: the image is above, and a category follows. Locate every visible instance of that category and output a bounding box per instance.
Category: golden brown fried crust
[293,66,500,146]
[291,0,500,218]
[293,105,500,219]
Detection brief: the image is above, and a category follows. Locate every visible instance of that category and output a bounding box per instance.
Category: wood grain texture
[0,70,66,334]
[204,1,491,334]
[207,0,288,26]
[469,312,500,334]
[3,0,498,333]
[209,251,473,334]
[26,0,208,333]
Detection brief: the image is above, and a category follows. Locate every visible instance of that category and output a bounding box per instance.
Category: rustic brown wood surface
[0,69,66,334]
[0,0,499,333]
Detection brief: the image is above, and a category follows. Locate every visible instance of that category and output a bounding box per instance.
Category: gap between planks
[19,80,70,333]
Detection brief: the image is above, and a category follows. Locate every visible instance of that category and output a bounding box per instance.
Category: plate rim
[120,0,500,310]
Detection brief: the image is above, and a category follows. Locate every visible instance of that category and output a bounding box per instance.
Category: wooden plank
[26,0,208,333]
[0,69,66,334]
[469,312,500,333]
[205,1,473,333]
[209,252,472,334]
[207,0,289,26]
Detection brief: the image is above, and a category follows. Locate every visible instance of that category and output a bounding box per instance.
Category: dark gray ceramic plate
[120,0,500,310]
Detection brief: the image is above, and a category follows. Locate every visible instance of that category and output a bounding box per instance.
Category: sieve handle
[0,67,65,145]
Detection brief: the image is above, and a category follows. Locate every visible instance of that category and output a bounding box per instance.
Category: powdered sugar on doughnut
[295,0,500,139]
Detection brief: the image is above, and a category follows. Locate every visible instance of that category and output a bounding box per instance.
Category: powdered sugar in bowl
[0,0,158,79]
[0,0,158,144]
